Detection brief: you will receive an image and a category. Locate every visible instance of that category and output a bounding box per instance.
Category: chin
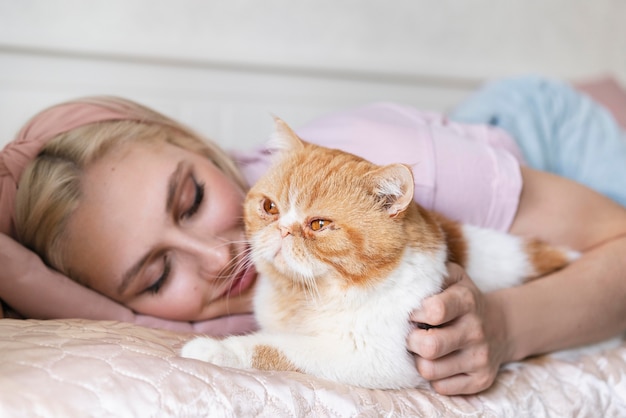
[199,298,254,322]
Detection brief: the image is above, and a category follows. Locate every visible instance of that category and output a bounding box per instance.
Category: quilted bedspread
[1,319,626,417]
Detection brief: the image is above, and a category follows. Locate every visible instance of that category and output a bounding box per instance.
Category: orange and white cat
[182,118,577,389]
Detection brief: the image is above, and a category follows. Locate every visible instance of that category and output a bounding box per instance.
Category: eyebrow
[117,161,184,296]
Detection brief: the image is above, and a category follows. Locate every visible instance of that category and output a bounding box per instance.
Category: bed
[1,319,625,417]
[2,2,626,417]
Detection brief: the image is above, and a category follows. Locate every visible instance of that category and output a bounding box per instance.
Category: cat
[181,118,578,390]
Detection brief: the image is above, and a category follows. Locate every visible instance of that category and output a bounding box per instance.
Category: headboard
[1,0,624,151]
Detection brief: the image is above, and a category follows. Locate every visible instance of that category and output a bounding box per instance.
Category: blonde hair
[15,97,247,276]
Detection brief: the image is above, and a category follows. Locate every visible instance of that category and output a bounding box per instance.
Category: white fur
[182,215,574,389]
[182,246,447,389]
[376,178,404,199]
[461,224,533,292]
[279,205,300,229]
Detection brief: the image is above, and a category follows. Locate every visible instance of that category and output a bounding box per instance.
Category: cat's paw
[181,337,244,368]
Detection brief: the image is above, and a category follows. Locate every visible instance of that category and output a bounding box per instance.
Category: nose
[202,239,232,273]
[174,229,233,278]
[280,225,292,238]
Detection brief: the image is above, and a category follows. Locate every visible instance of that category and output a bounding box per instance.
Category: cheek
[222,197,244,227]
[162,275,206,318]
[130,276,205,321]
[251,228,281,263]
[214,181,244,226]
[252,227,330,279]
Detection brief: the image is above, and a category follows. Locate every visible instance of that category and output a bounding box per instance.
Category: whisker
[197,236,258,316]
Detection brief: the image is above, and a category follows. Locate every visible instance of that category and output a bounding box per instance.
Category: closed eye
[144,254,171,295]
[181,175,205,219]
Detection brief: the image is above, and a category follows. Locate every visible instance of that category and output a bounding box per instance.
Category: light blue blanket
[451,76,626,207]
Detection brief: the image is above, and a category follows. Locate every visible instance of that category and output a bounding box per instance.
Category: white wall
[1,0,624,150]
[0,50,474,151]
[2,0,624,81]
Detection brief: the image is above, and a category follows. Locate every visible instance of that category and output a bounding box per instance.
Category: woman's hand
[407,263,511,395]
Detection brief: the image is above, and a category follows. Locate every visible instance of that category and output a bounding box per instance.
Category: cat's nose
[279,226,291,238]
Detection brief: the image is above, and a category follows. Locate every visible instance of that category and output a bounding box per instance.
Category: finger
[410,280,475,326]
[408,307,487,359]
[414,342,488,380]
[414,350,461,382]
[430,371,495,396]
[442,262,465,288]
[407,325,464,359]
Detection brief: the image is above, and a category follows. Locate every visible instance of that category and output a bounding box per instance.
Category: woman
[2,77,626,396]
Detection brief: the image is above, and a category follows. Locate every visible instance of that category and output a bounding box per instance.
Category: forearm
[0,232,135,322]
[3,262,136,322]
[494,235,626,363]
[0,234,252,335]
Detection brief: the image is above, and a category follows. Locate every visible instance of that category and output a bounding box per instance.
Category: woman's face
[64,141,256,321]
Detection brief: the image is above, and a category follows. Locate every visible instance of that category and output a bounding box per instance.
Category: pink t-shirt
[234,102,524,231]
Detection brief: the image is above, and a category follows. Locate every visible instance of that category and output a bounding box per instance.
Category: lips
[226,265,256,297]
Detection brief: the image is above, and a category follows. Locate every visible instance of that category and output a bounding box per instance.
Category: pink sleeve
[236,103,523,231]
[428,117,523,231]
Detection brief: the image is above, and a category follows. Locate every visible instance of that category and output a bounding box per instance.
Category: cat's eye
[263,198,279,215]
[310,219,331,231]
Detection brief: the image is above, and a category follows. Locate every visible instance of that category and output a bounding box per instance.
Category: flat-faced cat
[181,118,578,389]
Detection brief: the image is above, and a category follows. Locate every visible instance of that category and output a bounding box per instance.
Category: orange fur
[252,345,300,372]
[431,212,468,268]
[183,118,577,390]
[525,239,571,278]
[245,141,426,290]
[244,119,573,331]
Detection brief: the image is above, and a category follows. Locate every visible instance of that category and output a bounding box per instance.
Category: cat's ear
[367,164,415,217]
[268,116,305,152]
